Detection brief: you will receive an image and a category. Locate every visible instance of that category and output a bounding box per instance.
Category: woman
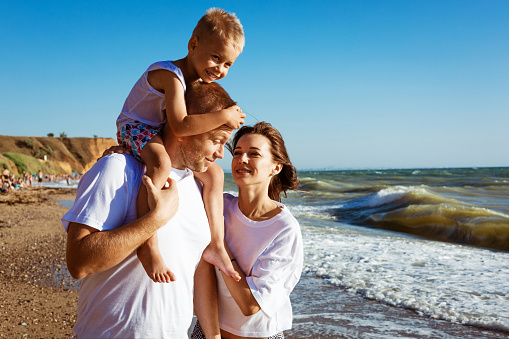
[193,122,303,339]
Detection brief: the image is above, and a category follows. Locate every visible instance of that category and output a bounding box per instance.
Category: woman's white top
[216,193,304,337]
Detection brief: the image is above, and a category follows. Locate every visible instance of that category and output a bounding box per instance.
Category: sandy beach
[1,187,507,338]
[0,187,78,338]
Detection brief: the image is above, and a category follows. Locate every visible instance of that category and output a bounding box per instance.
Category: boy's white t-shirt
[216,193,304,337]
[62,154,210,339]
[116,61,186,129]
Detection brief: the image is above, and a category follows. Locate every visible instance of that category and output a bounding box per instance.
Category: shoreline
[287,276,508,338]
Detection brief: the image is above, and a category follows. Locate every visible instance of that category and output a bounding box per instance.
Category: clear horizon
[1,1,508,170]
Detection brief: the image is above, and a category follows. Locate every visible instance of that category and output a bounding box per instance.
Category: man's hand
[66,175,179,279]
[143,175,179,223]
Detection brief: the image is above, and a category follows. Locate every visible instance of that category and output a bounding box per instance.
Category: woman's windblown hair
[227,122,299,201]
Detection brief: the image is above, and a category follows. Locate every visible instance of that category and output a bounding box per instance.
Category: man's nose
[214,146,225,159]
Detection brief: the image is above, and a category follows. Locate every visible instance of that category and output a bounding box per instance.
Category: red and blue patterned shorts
[117,121,161,160]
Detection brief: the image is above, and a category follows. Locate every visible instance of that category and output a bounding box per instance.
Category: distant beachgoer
[2,169,11,192]
[115,8,245,283]
[37,170,43,186]
[193,122,303,338]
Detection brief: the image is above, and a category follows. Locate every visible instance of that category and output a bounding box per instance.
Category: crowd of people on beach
[1,168,81,193]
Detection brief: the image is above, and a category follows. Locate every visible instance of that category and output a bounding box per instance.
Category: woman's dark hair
[227,122,299,201]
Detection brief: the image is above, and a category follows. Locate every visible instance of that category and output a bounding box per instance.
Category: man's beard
[176,141,209,173]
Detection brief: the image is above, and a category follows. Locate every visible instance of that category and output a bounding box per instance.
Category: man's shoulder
[87,154,144,182]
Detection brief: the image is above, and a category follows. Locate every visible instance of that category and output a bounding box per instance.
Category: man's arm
[66,176,178,279]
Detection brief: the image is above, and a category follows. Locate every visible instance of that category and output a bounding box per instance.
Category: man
[62,82,236,338]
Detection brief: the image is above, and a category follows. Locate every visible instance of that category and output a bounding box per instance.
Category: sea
[55,167,509,338]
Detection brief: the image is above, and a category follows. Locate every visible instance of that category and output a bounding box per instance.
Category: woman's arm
[220,245,261,316]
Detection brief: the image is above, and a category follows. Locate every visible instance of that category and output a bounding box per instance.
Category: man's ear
[188,36,198,53]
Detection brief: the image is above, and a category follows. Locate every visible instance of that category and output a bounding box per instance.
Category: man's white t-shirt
[62,154,210,338]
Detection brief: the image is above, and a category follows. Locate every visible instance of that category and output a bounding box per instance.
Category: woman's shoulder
[276,202,299,226]
[223,192,238,207]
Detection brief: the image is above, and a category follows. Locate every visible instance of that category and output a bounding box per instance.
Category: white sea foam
[41,180,79,189]
[287,204,337,221]
[366,186,428,207]
[301,221,509,332]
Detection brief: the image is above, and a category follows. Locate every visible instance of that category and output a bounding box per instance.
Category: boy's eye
[212,55,220,61]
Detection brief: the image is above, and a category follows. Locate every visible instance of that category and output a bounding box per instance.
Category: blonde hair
[192,8,245,53]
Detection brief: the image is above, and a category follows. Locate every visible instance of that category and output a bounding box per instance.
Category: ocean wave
[332,186,509,251]
[299,178,344,193]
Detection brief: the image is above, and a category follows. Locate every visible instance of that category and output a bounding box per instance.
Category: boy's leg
[137,134,176,283]
[194,163,241,281]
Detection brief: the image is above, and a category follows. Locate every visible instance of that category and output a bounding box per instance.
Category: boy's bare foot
[137,244,176,283]
[203,243,241,281]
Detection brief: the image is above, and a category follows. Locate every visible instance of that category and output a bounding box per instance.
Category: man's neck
[167,146,187,171]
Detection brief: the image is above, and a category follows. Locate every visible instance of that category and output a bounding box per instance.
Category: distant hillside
[0,135,117,175]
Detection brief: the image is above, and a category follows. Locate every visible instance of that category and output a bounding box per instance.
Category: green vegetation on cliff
[1,153,66,175]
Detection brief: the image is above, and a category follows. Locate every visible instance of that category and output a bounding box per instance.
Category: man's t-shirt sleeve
[61,154,142,232]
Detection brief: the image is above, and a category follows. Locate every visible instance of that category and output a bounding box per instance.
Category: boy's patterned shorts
[117,121,161,160]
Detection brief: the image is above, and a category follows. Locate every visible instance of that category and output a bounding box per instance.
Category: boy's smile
[188,36,240,83]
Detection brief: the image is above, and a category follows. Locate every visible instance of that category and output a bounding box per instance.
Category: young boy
[116,8,245,283]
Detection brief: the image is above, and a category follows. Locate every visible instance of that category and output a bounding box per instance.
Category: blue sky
[1,0,508,170]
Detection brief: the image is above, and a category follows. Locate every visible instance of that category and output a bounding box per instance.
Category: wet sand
[287,277,508,338]
[0,188,507,338]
